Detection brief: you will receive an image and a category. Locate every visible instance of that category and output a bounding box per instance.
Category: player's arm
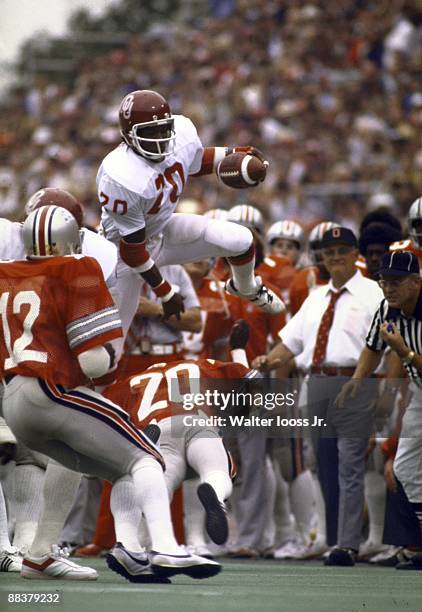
[66,256,123,381]
[191,146,268,176]
[137,296,201,332]
[119,227,185,320]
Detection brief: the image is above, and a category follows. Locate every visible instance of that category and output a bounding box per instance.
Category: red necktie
[312,289,346,367]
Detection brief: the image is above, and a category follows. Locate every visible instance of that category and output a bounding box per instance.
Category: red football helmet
[119,90,175,161]
[25,188,84,228]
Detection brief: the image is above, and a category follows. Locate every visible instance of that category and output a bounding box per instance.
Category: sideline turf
[0,558,420,612]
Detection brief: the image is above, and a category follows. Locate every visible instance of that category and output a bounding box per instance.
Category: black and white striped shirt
[366,293,422,386]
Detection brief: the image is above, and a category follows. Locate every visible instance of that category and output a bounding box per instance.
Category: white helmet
[408,196,422,247]
[308,221,340,250]
[227,204,264,233]
[23,205,81,259]
[203,208,229,221]
[266,220,305,249]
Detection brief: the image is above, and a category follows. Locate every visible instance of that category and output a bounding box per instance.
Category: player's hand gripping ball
[217,152,268,189]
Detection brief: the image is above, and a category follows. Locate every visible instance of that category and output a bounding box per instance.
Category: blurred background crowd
[0,0,421,234]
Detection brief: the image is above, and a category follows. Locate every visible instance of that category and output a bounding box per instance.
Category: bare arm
[137,297,201,332]
[252,340,295,372]
[335,346,383,408]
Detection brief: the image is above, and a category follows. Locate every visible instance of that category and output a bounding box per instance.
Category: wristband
[152,279,175,302]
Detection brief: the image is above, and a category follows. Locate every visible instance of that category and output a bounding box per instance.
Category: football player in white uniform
[97,90,283,347]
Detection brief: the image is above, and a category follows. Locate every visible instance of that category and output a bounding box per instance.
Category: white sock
[273,465,295,545]
[290,470,315,542]
[186,437,233,501]
[111,476,143,552]
[12,465,44,552]
[183,478,207,547]
[364,471,386,545]
[29,463,81,557]
[312,474,326,543]
[230,264,258,295]
[131,457,182,555]
[260,457,277,551]
[0,482,12,549]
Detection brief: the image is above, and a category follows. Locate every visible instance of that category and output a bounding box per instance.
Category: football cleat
[274,539,309,560]
[106,542,171,583]
[369,546,404,566]
[225,276,285,315]
[396,551,422,570]
[197,483,228,545]
[186,544,214,559]
[150,547,221,579]
[21,545,98,580]
[0,546,22,572]
[294,538,329,560]
[358,540,390,562]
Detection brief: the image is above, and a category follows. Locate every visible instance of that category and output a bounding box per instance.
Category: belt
[310,366,356,377]
[131,342,184,356]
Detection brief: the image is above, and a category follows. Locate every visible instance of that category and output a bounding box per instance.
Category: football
[217,153,267,189]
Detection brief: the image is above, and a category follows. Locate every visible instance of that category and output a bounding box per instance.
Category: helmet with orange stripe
[227,204,264,233]
[23,205,81,259]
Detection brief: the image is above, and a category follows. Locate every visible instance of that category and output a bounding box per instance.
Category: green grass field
[1,558,421,612]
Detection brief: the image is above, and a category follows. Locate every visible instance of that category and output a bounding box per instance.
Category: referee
[337,251,422,569]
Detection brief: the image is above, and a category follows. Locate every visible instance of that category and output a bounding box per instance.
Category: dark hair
[360,210,402,234]
[358,223,402,256]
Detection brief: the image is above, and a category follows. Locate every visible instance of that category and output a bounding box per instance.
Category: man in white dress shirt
[253,227,384,566]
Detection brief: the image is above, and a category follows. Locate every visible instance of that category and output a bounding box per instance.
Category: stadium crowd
[0,0,421,227]
[0,0,422,582]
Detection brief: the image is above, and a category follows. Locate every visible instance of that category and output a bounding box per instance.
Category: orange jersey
[0,255,122,387]
[289,266,328,315]
[228,280,285,361]
[257,255,296,300]
[389,239,422,269]
[104,358,250,427]
[183,277,236,359]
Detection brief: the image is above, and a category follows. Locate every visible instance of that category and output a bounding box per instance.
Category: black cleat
[197,483,228,545]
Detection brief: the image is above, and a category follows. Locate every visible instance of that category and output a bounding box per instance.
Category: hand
[161,292,185,321]
[373,388,397,420]
[138,297,163,317]
[334,378,362,408]
[229,319,250,350]
[380,322,408,357]
[0,442,17,465]
[251,354,282,371]
[232,146,269,169]
[384,457,397,492]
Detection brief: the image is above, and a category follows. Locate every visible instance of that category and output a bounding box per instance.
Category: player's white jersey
[97,114,203,245]
[81,228,117,286]
[0,218,116,285]
[0,219,25,261]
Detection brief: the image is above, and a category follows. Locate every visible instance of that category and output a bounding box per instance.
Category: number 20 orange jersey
[105,358,251,428]
[0,255,122,388]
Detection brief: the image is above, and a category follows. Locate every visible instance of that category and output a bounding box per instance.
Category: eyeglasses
[378,278,409,289]
[322,246,354,257]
